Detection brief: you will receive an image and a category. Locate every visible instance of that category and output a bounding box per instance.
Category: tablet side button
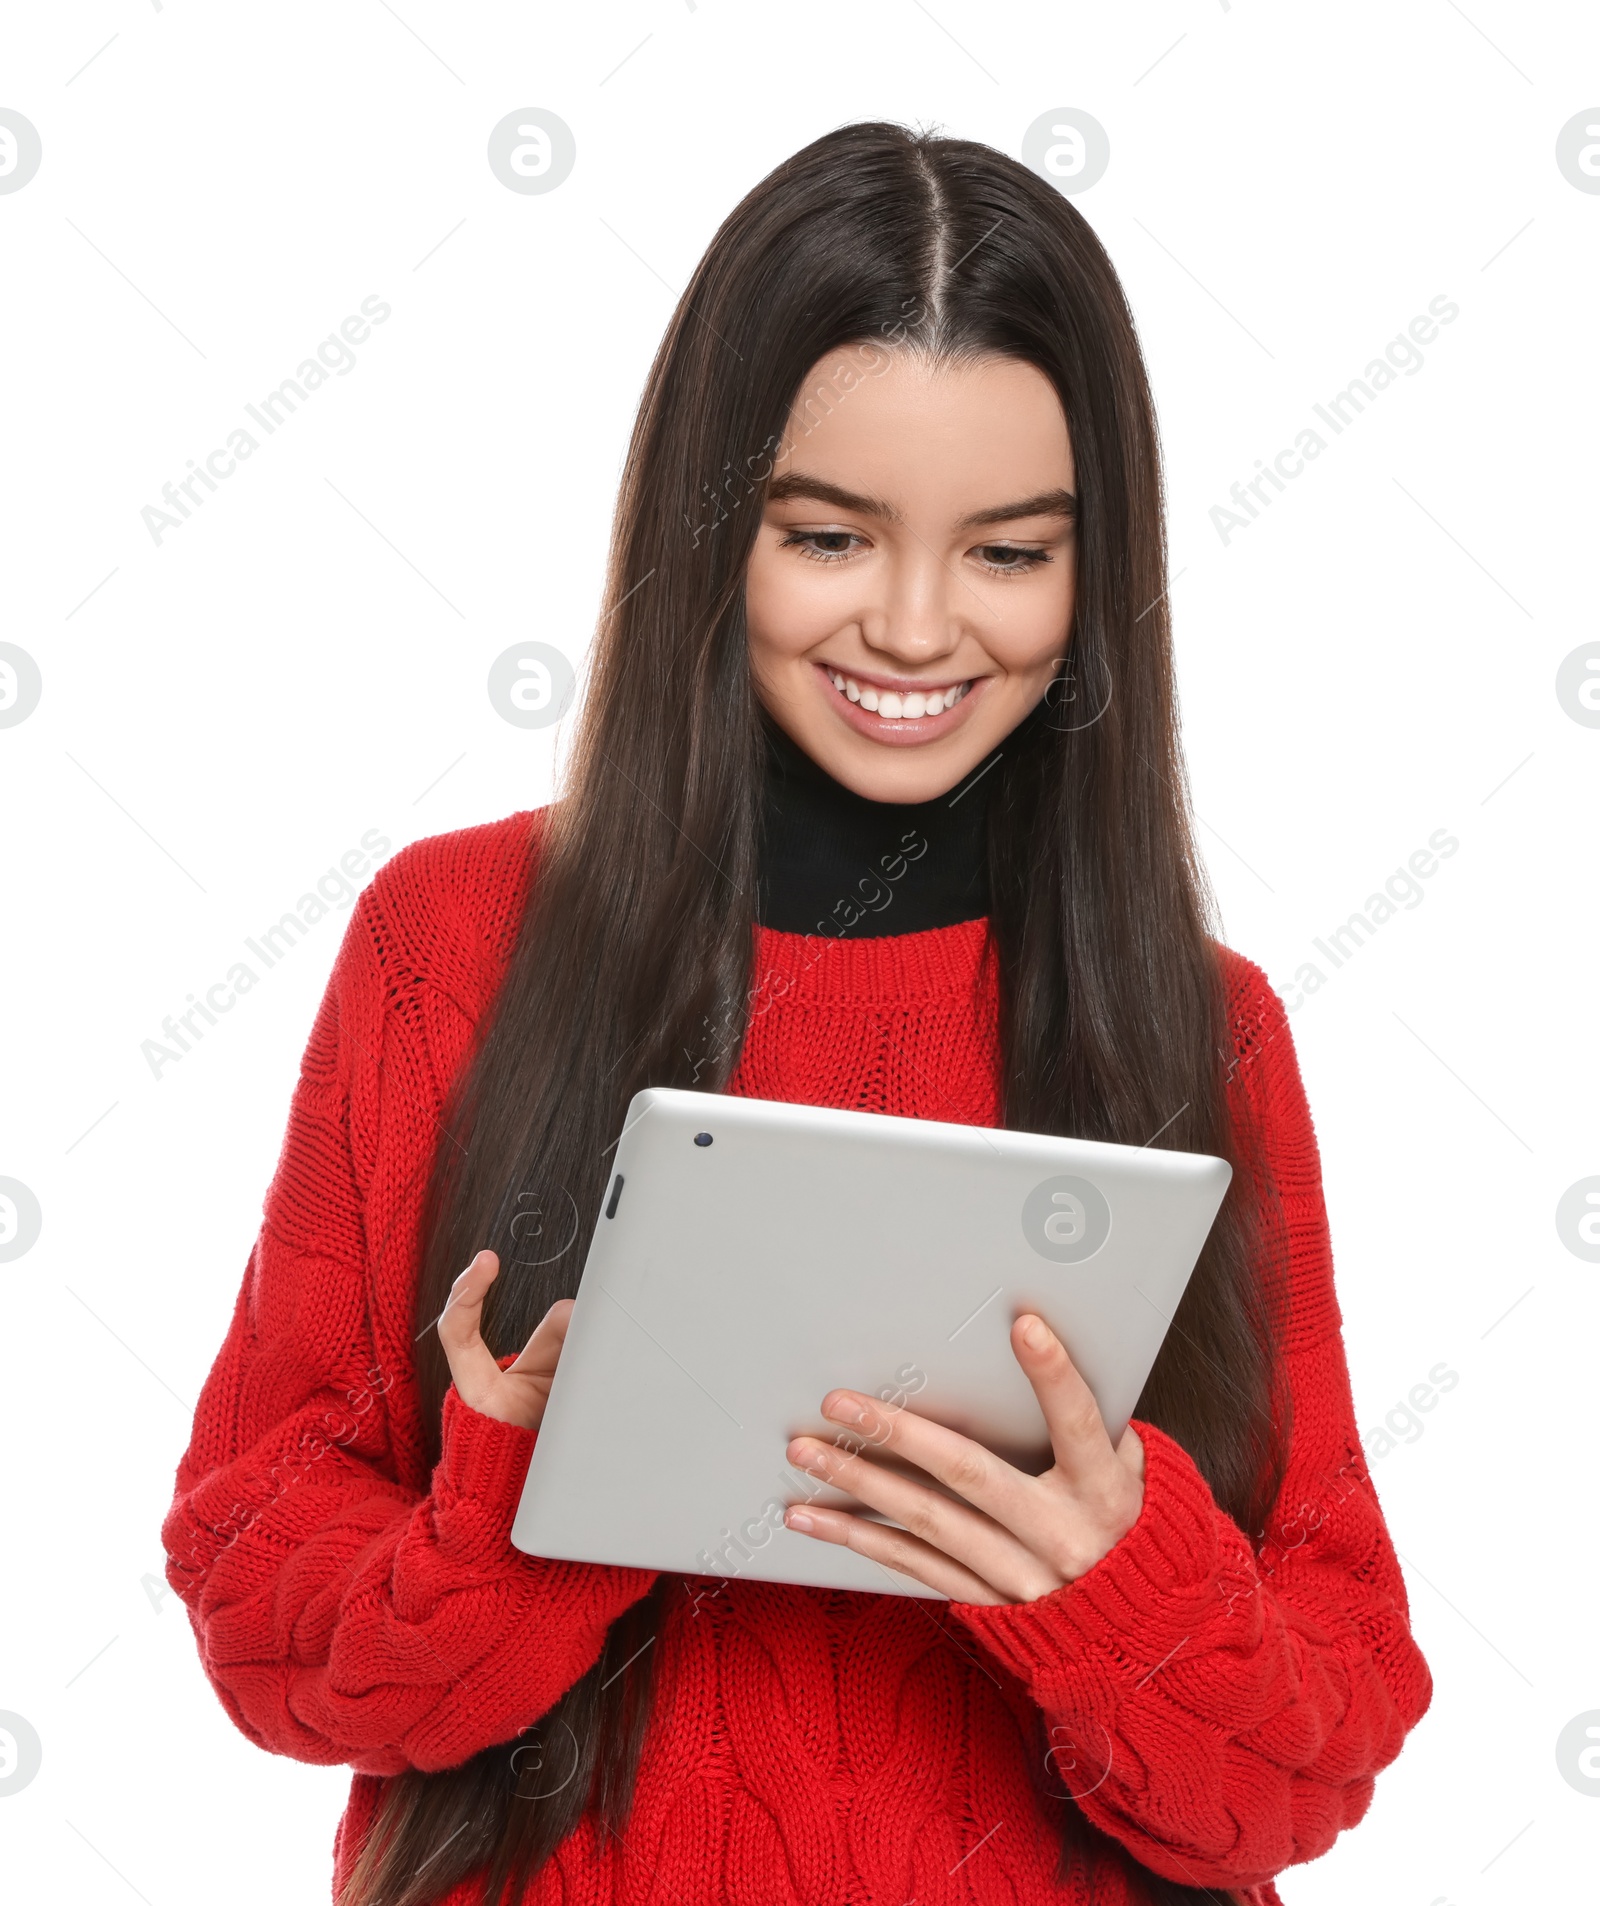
[604,1173,624,1219]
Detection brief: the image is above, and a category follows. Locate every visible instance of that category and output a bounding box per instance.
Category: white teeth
[824,669,970,719]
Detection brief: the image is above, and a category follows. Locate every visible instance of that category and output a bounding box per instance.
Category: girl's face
[745,350,1077,804]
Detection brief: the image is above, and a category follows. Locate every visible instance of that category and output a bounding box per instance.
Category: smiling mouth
[822,666,973,720]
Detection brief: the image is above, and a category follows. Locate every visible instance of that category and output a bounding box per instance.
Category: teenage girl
[163,122,1432,1906]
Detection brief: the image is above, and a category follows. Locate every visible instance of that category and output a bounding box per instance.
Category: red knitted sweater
[162,810,1432,1906]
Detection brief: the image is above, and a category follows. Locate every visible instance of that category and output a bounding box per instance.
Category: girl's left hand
[784,1313,1146,1605]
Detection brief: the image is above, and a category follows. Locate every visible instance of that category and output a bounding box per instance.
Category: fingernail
[822,1394,867,1426]
[1021,1315,1052,1351]
[786,1510,815,1532]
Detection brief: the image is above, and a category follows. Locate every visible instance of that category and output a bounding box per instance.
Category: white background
[2,3,1595,1902]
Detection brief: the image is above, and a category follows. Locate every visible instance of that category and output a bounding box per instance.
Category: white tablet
[510,1087,1230,1598]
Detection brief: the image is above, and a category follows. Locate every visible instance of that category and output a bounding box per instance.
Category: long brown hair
[339,121,1292,1906]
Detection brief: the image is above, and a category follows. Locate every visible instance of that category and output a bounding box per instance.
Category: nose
[856,543,973,667]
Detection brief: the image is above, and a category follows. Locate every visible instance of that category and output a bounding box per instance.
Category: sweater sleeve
[945,960,1433,1894]
[160,865,657,1777]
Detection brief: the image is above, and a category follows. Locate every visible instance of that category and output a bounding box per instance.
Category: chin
[815,732,990,805]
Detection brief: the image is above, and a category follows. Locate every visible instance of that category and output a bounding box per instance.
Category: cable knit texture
[162,810,1432,1905]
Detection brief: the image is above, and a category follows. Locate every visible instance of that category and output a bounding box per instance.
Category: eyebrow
[764,472,1076,529]
[959,488,1077,529]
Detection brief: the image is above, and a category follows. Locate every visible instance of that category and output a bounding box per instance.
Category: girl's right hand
[437,1249,574,1432]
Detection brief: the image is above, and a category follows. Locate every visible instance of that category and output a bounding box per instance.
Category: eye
[973,543,1052,576]
[778,528,864,564]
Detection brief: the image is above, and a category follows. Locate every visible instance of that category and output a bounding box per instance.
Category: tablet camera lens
[693,1131,713,1147]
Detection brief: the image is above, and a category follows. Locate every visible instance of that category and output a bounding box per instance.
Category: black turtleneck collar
[756,714,994,939]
